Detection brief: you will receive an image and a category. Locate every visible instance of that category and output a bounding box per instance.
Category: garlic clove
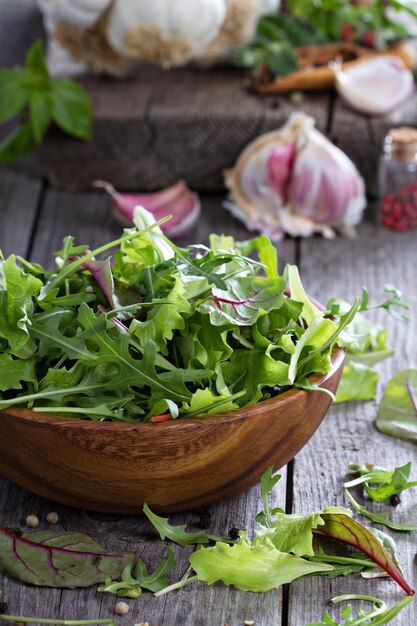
[95,180,201,239]
[224,112,366,240]
[331,55,415,116]
[105,0,226,68]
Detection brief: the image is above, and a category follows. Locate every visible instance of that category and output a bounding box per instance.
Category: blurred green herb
[0,40,92,164]
[234,0,417,77]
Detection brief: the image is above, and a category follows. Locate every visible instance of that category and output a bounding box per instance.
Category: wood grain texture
[287,221,417,625]
[0,171,42,257]
[330,93,417,199]
[37,67,330,191]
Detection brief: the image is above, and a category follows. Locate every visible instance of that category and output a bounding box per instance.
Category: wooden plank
[1,187,297,625]
[287,221,417,625]
[37,67,330,191]
[0,171,42,257]
[330,93,417,198]
[0,0,44,67]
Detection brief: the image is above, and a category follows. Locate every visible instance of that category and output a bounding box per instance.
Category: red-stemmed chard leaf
[314,512,414,595]
[81,257,115,308]
[0,527,134,588]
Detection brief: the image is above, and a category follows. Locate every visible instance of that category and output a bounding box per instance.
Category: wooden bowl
[0,348,344,514]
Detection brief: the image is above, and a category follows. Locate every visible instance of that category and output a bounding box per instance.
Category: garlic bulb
[106,0,226,69]
[37,0,112,30]
[225,112,366,240]
[331,55,415,116]
[196,0,281,66]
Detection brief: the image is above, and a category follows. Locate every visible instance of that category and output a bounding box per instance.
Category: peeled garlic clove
[106,0,226,68]
[332,55,415,116]
[225,112,366,240]
[95,180,201,239]
[37,0,111,30]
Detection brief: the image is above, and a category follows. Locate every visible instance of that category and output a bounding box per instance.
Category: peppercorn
[389,494,401,506]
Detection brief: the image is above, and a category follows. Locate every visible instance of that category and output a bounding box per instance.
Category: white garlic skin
[106,0,227,68]
[332,55,415,116]
[37,0,112,31]
[196,0,281,66]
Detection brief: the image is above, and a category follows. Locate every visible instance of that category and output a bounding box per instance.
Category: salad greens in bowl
[0,208,400,513]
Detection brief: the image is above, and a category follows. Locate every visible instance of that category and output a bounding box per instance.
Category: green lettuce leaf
[376,369,417,442]
[335,362,379,403]
[189,537,333,592]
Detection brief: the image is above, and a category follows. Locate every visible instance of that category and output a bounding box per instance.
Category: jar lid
[385,127,417,161]
[387,127,417,145]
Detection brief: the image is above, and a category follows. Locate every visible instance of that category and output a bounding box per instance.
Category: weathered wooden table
[1,3,417,626]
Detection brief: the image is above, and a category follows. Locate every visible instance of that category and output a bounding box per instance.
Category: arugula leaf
[307,548,378,579]
[257,465,282,527]
[0,527,134,588]
[376,370,417,442]
[143,504,226,547]
[98,548,176,598]
[344,489,417,532]
[0,354,36,392]
[345,461,417,502]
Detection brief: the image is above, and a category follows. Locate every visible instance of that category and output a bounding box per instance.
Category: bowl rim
[1,347,345,431]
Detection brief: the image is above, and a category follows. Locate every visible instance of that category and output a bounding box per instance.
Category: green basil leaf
[29,90,52,143]
[0,68,30,124]
[51,78,92,139]
[0,122,36,165]
[25,39,49,80]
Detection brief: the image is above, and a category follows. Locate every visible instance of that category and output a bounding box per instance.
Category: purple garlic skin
[224,112,366,240]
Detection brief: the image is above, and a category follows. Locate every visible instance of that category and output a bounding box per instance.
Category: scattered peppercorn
[115,601,129,616]
[0,602,7,614]
[46,511,59,524]
[389,494,401,506]
[229,527,240,540]
[25,515,39,529]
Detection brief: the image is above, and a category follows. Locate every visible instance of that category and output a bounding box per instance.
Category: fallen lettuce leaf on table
[305,594,413,626]
[376,369,417,442]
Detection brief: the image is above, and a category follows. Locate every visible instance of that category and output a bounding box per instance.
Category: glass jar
[378,127,417,231]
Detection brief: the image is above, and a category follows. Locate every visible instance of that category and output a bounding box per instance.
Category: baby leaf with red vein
[0,527,135,588]
[314,509,414,595]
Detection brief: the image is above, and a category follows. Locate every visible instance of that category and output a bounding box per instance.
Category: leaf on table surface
[143,504,226,548]
[376,369,417,443]
[344,489,417,532]
[98,547,176,598]
[0,527,134,588]
[189,537,333,592]
[315,510,415,594]
[345,461,417,502]
[335,362,379,403]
